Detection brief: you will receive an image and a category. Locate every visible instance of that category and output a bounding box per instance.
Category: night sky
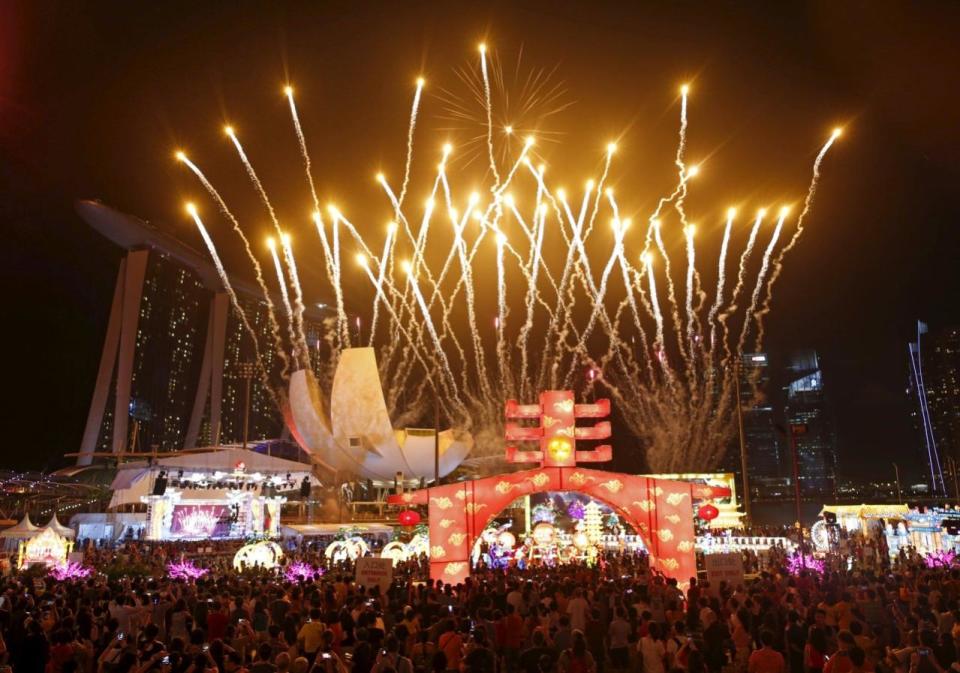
[2,2,959,479]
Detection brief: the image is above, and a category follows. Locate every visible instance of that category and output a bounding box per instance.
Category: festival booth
[109,448,318,541]
[818,504,910,534]
[17,527,73,569]
[39,514,76,540]
[388,391,702,587]
[881,506,960,557]
[0,514,40,552]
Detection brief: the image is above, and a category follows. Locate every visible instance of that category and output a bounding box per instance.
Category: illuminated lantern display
[18,528,72,569]
[233,540,284,571]
[380,541,409,566]
[572,531,590,550]
[497,531,516,549]
[532,522,556,546]
[324,537,370,563]
[547,437,573,463]
[698,503,720,522]
[583,501,604,545]
[398,510,421,527]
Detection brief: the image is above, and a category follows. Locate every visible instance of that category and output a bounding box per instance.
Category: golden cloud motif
[401,493,414,503]
[659,557,679,571]
[431,497,453,510]
[448,532,466,546]
[633,499,656,512]
[495,481,515,494]
[553,399,574,413]
[438,519,455,529]
[455,489,467,500]
[568,472,592,486]
[677,540,694,552]
[665,492,689,506]
[444,562,466,576]
[465,503,487,515]
[665,514,681,524]
[542,416,558,428]
[657,528,675,542]
[600,479,624,494]
[555,427,574,437]
[431,545,446,557]
[525,473,550,488]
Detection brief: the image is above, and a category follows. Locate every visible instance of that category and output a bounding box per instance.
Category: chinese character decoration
[504,391,612,467]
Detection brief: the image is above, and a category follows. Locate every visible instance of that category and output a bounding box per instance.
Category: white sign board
[356,557,394,594]
[704,552,744,590]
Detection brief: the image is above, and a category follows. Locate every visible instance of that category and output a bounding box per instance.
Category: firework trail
[226,127,311,358]
[479,44,501,187]
[176,152,290,379]
[738,208,788,354]
[286,88,339,290]
[279,233,311,369]
[398,79,425,210]
[707,208,735,350]
[187,205,279,407]
[717,209,765,367]
[267,238,297,379]
[174,50,839,473]
[753,130,841,348]
[684,225,697,345]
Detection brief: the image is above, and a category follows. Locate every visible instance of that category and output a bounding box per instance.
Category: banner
[356,557,394,594]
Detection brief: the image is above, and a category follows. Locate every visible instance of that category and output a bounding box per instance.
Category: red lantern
[698,503,719,522]
[398,510,421,527]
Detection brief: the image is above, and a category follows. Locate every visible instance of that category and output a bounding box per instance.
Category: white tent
[109,447,318,509]
[40,514,76,539]
[0,514,39,539]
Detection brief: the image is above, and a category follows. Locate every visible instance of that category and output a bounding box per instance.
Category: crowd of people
[1,535,959,673]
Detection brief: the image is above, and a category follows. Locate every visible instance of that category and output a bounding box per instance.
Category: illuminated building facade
[739,353,782,493]
[76,200,328,465]
[908,322,960,494]
[784,350,837,496]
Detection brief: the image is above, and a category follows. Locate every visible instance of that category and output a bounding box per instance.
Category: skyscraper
[77,200,329,465]
[784,350,837,496]
[739,353,782,493]
[908,321,960,493]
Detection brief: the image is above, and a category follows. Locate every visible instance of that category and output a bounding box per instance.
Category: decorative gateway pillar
[387,391,701,589]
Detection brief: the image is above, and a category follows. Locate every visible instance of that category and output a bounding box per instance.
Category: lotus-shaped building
[286,347,472,483]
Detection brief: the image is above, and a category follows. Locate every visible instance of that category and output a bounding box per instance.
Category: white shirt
[639,636,666,673]
[567,597,590,632]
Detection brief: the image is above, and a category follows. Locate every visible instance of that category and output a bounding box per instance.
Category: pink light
[925,550,957,568]
[786,553,824,576]
[284,561,325,582]
[167,560,210,580]
[49,561,93,581]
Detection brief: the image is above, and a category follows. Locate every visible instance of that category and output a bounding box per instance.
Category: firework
[177,44,840,473]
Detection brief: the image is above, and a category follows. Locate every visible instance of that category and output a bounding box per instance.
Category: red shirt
[207,611,229,641]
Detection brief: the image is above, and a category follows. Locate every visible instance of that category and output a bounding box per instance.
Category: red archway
[385,390,733,587]
[388,465,700,585]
